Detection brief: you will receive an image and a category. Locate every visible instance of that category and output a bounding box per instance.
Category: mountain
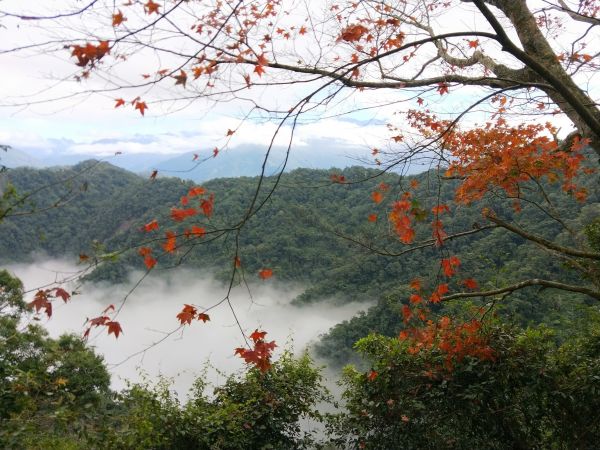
[4,139,376,181]
[1,147,45,168]
[138,141,379,182]
[1,159,598,360]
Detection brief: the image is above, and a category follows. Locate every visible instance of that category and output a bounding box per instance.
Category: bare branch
[442,278,600,301]
[485,213,600,260]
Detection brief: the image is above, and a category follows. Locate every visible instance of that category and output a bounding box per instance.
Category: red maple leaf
[143,219,159,232]
[107,321,123,338]
[258,268,273,280]
[114,98,126,108]
[28,290,52,318]
[177,304,197,325]
[163,231,177,253]
[197,312,210,322]
[188,186,206,197]
[462,278,479,290]
[54,288,70,302]
[112,10,126,27]
[144,0,160,14]
[135,100,148,115]
[371,191,383,204]
[250,329,268,341]
[254,64,265,77]
[173,69,187,87]
[200,193,214,217]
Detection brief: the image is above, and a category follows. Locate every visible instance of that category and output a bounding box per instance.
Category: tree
[0,1,599,359]
[0,270,112,449]
[329,316,600,449]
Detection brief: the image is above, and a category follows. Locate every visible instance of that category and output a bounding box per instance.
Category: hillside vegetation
[1,160,599,361]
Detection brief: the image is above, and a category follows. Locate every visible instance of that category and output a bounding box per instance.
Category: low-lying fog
[8,259,366,397]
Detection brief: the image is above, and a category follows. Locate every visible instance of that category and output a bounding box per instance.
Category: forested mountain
[1,160,598,362]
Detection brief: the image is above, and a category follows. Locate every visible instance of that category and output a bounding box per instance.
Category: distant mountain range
[0,140,422,182]
[0,142,368,179]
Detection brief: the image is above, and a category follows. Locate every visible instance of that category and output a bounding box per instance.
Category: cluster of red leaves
[71,41,110,67]
[330,173,346,183]
[407,110,591,204]
[176,304,210,326]
[28,287,71,318]
[235,329,277,372]
[138,186,214,269]
[339,24,369,42]
[115,97,148,116]
[431,203,450,247]
[83,304,123,339]
[400,316,495,372]
[388,193,416,244]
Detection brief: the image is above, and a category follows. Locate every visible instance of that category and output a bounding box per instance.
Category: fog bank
[8,259,366,397]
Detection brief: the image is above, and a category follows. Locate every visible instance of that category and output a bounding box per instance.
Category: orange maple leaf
[135,100,148,115]
[163,231,177,253]
[200,193,214,217]
[462,278,479,290]
[144,254,157,270]
[114,98,126,108]
[340,24,368,42]
[173,69,187,87]
[254,64,265,77]
[190,225,206,237]
[177,304,197,325]
[144,0,160,14]
[188,186,206,197]
[409,278,421,290]
[371,191,384,204]
[171,207,197,222]
[258,268,273,280]
[143,219,159,232]
[112,10,126,27]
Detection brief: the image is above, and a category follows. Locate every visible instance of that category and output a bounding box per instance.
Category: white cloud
[8,260,367,397]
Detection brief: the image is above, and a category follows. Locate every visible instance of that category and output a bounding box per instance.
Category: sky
[0,0,494,171]
[1,0,595,175]
[0,0,393,168]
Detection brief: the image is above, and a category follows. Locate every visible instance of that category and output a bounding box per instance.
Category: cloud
[8,259,367,397]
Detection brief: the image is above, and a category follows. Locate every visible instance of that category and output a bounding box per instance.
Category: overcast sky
[1,1,594,175]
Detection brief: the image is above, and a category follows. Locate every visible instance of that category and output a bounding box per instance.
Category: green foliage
[0,272,328,449]
[329,318,600,449]
[0,272,112,449]
[100,352,328,449]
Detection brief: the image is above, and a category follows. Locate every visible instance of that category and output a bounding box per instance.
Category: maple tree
[1,0,599,380]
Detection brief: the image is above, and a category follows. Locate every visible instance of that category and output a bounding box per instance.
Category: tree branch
[485,213,600,260]
[442,278,600,301]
